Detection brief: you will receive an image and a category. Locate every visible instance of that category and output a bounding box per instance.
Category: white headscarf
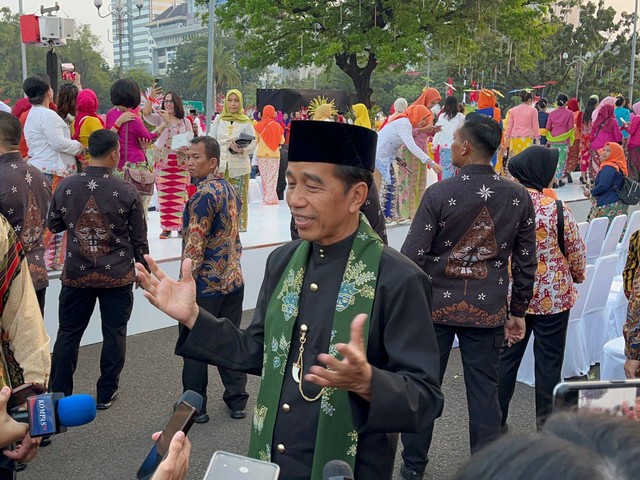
[393,98,408,114]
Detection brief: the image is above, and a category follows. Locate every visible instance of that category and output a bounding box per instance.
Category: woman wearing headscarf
[624,102,640,180]
[590,104,623,180]
[546,94,575,188]
[71,89,105,167]
[208,89,256,231]
[504,90,540,161]
[564,98,582,181]
[499,145,585,429]
[396,88,442,220]
[143,88,193,238]
[352,103,372,129]
[584,142,629,222]
[375,104,442,224]
[254,105,284,205]
[579,95,599,183]
[592,96,616,123]
[311,103,334,121]
[380,98,408,129]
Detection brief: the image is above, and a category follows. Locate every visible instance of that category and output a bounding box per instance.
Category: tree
[191,42,242,97]
[208,0,555,107]
[123,68,155,93]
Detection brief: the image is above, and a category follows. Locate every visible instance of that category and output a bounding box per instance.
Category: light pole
[94,0,144,78]
[205,0,215,135]
[631,0,638,103]
[562,51,592,100]
[18,0,27,80]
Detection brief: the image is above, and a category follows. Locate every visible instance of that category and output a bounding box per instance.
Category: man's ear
[349,182,368,214]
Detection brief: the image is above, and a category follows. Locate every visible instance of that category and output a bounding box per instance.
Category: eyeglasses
[164,100,174,104]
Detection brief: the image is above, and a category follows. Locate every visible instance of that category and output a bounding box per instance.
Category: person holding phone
[143,88,192,239]
[207,90,255,232]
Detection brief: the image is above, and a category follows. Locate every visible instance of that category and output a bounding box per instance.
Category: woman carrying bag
[584,142,630,222]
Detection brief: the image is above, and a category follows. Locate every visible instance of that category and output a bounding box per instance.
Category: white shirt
[376,118,431,183]
[24,105,83,177]
[433,112,465,148]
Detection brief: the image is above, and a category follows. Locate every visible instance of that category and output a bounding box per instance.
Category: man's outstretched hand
[305,314,373,402]
[136,255,199,329]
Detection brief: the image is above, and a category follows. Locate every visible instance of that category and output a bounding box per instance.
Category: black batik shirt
[0,151,51,291]
[48,166,149,288]
[402,163,537,327]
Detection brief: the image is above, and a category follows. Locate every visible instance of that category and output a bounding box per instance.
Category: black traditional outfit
[176,121,443,479]
[47,166,149,404]
[0,151,51,313]
[400,162,537,476]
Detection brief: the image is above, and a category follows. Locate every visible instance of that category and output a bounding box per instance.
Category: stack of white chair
[605,277,629,340]
[599,214,627,258]
[516,264,596,386]
[601,336,626,381]
[585,217,609,265]
[580,254,619,366]
[577,221,589,241]
[616,210,640,274]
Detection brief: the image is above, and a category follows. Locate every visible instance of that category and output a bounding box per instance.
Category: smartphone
[154,77,161,88]
[553,380,640,420]
[136,402,197,480]
[8,383,47,411]
[61,63,75,81]
[204,451,280,480]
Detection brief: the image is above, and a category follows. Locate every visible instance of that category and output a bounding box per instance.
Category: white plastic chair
[600,214,627,257]
[585,217,609,265]
[605,276,629,341]
[578,222,588,241]
[616,210,640,274]
[516,265,595,386]
[601,336,626,381]
[580,254,619,366]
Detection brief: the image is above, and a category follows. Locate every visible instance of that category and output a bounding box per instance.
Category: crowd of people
[0,69,640,480]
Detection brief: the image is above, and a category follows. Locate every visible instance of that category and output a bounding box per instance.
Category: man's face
[451,128,468,169]
[286,162,362,246]
[108,143,121,170]
[187,142,215,179]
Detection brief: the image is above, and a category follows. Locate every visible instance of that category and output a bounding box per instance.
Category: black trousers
[276,145,288,200]
[50,284,133,402]
[498,310,570,428]
[401,324,504,474]
[180,288,248,412]
[35,288,46,318]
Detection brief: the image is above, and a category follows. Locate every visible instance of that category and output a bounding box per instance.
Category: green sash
[248,215,383,479]
[546,127,575,146]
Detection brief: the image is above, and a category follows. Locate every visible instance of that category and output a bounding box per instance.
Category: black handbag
[615,176,640,205]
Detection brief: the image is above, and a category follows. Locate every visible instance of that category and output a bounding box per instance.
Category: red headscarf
[600,142,628,176]
[393,105,430,128]
[567,98,580,112]
[72,89,104,140]
[593,104,615,130]
[254,105,283,151]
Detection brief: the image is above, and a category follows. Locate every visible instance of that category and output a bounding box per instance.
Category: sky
[0,0,634,68]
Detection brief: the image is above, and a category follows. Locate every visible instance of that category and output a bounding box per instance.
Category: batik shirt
[182,173,243,297]
[48,166,149,288]
[624,231,640,360]
[0,152,51,290]
[526,190,586,315]
[402,164,537,327]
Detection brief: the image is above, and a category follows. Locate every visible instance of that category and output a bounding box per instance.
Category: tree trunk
[335,52,378,108]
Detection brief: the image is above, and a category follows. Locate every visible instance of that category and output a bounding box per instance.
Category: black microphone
[10,393,96,437]
[322,459,354,480]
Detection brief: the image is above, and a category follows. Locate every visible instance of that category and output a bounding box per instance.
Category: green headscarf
[220,89,251,122]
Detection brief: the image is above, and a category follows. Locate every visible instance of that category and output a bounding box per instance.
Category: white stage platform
[41,174,595,350]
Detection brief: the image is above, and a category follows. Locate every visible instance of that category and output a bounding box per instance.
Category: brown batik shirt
[47,166,149,288]
[0,151,51,291]
[401,164,537,328]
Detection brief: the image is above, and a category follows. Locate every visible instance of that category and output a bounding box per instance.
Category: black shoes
[96,392,118,410]
[194,412,210,424]
[230,410,246,420]
[400,463,423,480]
[566,172,573,184]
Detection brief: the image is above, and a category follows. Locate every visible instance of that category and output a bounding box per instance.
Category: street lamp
[563,51,592,100]
[94,0,144,78]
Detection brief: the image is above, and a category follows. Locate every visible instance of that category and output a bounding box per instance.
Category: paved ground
[22,311,536,480]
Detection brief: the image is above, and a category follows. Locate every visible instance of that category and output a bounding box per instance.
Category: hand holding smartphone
[204,451,280,480]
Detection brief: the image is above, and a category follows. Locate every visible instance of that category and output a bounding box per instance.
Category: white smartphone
[203,451,280,480]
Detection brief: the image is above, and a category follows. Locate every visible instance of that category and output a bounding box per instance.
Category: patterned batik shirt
[402,163,537,328]
[0,152,51,290]
[182,173,243,297]
[526,190,586,315]
[624,230,640,360]
[48,166,149,288]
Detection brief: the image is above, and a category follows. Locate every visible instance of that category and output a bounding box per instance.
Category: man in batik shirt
[179,136,248,423]
[624,231,640,379]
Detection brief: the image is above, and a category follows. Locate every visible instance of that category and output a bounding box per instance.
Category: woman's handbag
[615,176,640,205]
[123,123,155,196]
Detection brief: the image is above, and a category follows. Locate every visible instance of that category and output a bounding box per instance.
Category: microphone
[10,393,96,437]
[322,460,354,480]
